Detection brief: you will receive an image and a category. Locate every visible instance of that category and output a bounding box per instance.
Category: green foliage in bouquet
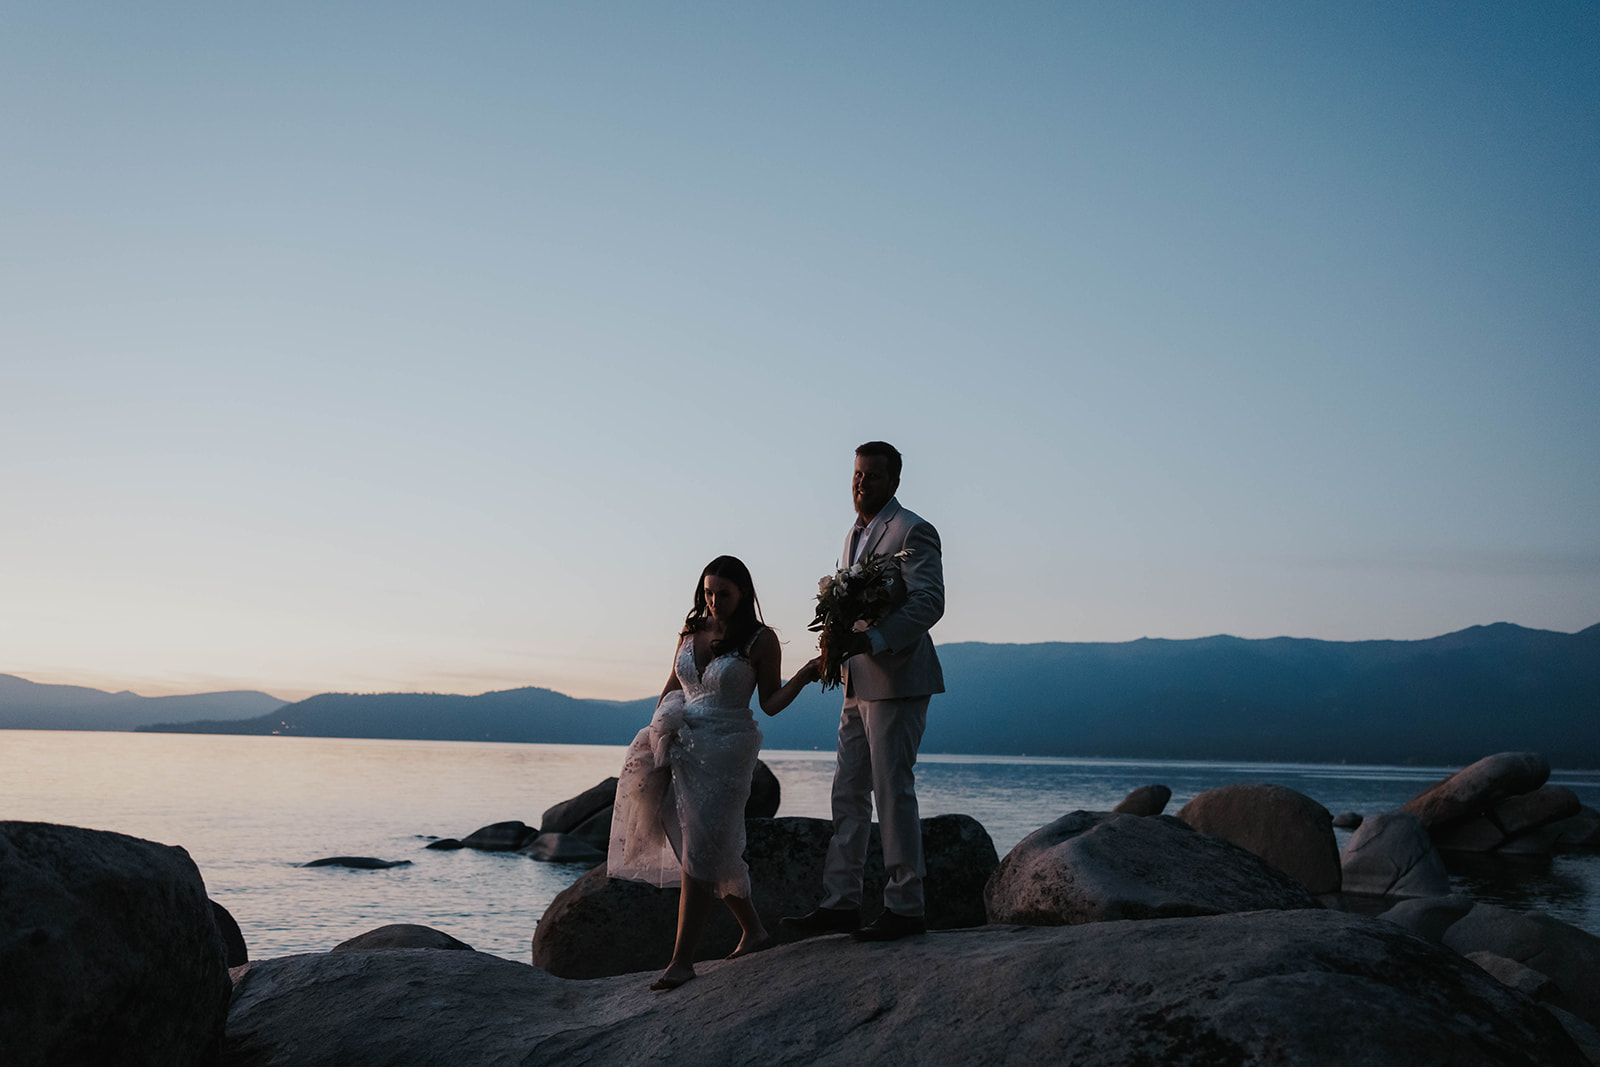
[809,549,914,690]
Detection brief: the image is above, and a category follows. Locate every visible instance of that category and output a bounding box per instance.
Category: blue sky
[3,3,1596,700]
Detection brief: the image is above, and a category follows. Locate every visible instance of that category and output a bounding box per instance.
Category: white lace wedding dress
[607,629,764,899]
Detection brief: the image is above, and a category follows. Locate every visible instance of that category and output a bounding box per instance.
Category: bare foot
[726,932,773,960]
[649,963,696,991]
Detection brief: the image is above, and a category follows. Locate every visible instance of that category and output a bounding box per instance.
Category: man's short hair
[855,441,902,482]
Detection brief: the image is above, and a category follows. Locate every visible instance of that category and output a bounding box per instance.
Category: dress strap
[740,626,767,657]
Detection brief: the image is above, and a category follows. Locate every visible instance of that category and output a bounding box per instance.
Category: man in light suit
[782,441,945,942]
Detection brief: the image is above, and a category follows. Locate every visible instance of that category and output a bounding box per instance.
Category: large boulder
[1399,751,1550,829]
[540,778,618,835]
[459,820,537,851]
[301,856,411,869]
[983,811,1314,926]
[1378,894,1475,944]
[531,814,996,979]
[1111,783,1171,816]
[223,912,1587,1066]
[1490,785,1581,837]
[1442,903,1600,1027]
[567,805,614,850]
[1176,783,1341,894]
[1332,811,1363,830]
[520,833,607,864]
[0,822,232,1067]
[1433,816,1506,853]
[1339,812,1451,898]
[1548,805,1600,849]
[332,924,473,952]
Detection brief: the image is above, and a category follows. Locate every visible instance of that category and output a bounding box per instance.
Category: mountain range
[116,621,1600,767]
[0,673,284,732]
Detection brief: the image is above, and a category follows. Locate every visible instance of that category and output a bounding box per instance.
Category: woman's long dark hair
[681,555,765,658]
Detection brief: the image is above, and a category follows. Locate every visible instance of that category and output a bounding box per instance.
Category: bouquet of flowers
[809,548,913,690]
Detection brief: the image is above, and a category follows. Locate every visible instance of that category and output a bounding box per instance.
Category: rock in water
[1111,783,1171,816]
[1339,812,1450,898]
[212,899,248,967]
[1547,805,1600,849]
[520,833,607,864]
[333,924,473,952]
[983,811,1314,926]
[746,759,781,818]
[1332,811,1363,830]
[567,805,614,850]
[459,821,537,851]
[531,814,996,979]
[1464,951,1557,1000]
[1399,751,1550,829]
[1176,783,1341,894]
[1433,815,1506,853]
[301,856,412,869]
[1442,903,1600,1027]
[424,837,463,850]
[0,821,232,1067]
[1490,785,1581,837]
[540,778,619,835]
[225,912,1587,1066]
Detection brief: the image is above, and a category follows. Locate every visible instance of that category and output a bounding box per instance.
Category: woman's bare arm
[753,629,820,716]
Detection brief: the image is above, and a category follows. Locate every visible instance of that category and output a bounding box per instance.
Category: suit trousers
[820,693,930,917]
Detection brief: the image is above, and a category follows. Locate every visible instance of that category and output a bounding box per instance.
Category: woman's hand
[795,657,822,686]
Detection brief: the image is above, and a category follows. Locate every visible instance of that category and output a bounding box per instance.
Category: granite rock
[1378,893,1475,944]
[1443,903,1600,1027]
[1465,950,1557,1000]
[540,778,618,835]
[1112,783,1171,816]
[212,899,249,967]
[1399,752,1550,829]
[1177,783,1341,894]
[1340,812,1450,898]
[745,759,781,818]
[302,856,412,869]
[332,924,473,952]
[520,832,607,864]
[459,821,537,851]
[984,811,1315,926]
[0,821,232,1067]
[1332,811,1363,830]
[1491,785,1582,838]
[223,912,1586,1066]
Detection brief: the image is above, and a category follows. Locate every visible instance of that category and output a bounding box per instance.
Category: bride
[608,555,820,991]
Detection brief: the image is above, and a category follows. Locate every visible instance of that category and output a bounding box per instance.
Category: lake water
[3,730,1596,961]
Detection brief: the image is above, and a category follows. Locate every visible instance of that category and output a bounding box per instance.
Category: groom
[783,441,945,942]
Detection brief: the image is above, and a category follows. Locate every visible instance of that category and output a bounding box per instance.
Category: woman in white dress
[608,555,820,991]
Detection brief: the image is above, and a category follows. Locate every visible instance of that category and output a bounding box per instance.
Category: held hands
[794,657,823,686]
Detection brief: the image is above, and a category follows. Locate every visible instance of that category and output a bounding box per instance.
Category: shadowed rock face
[301,856,412,869]
[459,820,537,851]
[222,912,1587,1067]
[540,778,617,835]
[1399,751,1550,829]
[0,821,232,1067]
[531,815,997,979]
[1176,783,1341,894]
[1442,903,1600,1028]
[1340,812,1450,898]
[984,811,1315,926]
[333,924,473,952]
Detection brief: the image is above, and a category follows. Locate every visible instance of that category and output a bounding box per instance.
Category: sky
[2,3,1596,702]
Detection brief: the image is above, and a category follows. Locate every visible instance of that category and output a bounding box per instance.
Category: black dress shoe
[778,906,861,938]
[850,910,927,942]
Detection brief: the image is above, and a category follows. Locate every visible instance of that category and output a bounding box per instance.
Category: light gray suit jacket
[841,498,946,702]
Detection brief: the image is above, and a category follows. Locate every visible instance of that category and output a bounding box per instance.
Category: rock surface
[1339,812,1450,898]
[532,814,996,979]
[1433,816,1507,852]
[423,837,462,850]
[746,759,781,818]
[212,900,249,967]
[1176,783,1341,894]
[332,924,473,952]
[1464,951,1557,1000]
[1491,785,1582,838]
[223,911,1586,1066]
[301,856,412,869]
[1111,783,1171,816]
[1442,903,1600,1027]
[1548,805,1600,849]
[1332,811,1363,829]
[1378,894,1475,944]
[984,811,1315,926]
[520,832,607,864]
[459,820,538,851]
[1399,751,1550,829]
[540,778,618,835]
[0,821,232,1067]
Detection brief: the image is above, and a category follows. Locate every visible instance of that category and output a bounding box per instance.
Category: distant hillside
[0,674,285,731]
[138,622,1600,766]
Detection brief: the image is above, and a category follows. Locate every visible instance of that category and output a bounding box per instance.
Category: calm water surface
[2,731,1596,961]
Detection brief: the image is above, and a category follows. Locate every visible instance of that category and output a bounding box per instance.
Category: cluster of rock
[1400,751,1600,856]
[427,760,782,865]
